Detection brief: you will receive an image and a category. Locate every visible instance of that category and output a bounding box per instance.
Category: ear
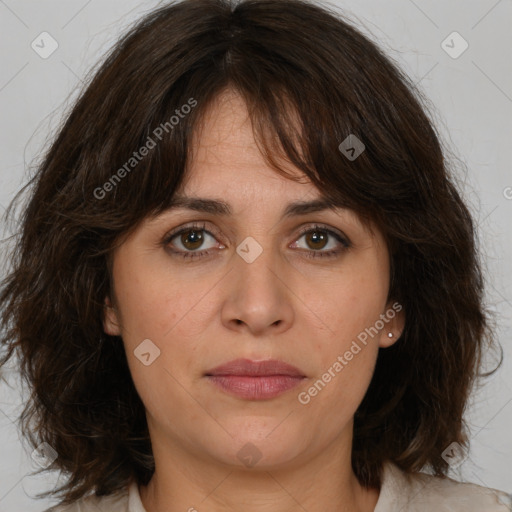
[378,300,405,348]
[103,296,121,336]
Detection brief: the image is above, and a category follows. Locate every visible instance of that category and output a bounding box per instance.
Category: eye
[162,222,351,261]
[290,224,351,259]
[163,222,225,260]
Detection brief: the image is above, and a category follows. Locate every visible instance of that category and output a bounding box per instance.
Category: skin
[103,88,404,512]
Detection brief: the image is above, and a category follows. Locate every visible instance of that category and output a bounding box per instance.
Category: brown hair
[0,0,501,506]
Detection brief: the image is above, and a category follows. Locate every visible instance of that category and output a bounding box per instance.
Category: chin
[210,424,307,470]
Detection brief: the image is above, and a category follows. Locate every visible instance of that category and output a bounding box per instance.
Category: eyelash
[162,222,351,261]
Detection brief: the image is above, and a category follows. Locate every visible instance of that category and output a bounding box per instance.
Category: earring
[387,332,393,338]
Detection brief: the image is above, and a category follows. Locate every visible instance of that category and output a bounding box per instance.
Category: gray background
[1,0,511,510]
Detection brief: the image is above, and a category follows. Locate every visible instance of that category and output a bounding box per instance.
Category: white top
[45,461,512,511]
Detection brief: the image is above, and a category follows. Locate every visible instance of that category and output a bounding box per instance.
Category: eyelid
[162,221,224,246]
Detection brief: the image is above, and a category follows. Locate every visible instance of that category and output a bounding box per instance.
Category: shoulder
[377,461,512,512]
[41,484,131,512]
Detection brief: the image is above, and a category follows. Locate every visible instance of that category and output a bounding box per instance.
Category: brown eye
[165,225,220,257]
[179,229,205,250]
[304,230,328,250]
[290,225,351,259]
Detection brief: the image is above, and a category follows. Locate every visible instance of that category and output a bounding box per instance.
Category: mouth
[205,358,307,400]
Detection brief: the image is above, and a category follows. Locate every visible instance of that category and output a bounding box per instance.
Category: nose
[220,241,294,336]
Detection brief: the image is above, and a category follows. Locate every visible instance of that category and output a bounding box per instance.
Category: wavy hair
[0,0,500,507]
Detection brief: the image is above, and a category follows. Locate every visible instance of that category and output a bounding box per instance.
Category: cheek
[300,283,384,423]
[114,265,211,426]
[300,256,388,411]
[113,259,220,406]
[113,255,214,341]
[310,267,388,351]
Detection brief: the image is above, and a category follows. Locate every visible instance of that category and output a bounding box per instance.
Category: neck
[139,428,380,512]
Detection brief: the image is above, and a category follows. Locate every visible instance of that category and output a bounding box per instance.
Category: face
[103,88,403,471]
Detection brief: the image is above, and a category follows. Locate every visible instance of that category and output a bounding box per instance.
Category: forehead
[156,90,378,241]
[142,88,379,241]
[184,88,313,197]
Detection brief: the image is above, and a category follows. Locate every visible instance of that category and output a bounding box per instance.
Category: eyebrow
[166,195,345,218]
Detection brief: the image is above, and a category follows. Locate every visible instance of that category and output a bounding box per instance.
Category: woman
[0,0,510,510]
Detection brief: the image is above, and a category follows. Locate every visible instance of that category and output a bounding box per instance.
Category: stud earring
[387,332,393,338]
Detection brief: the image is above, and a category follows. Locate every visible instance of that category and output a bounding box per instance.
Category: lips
[205,358,306,400]
[206,358,305,377]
